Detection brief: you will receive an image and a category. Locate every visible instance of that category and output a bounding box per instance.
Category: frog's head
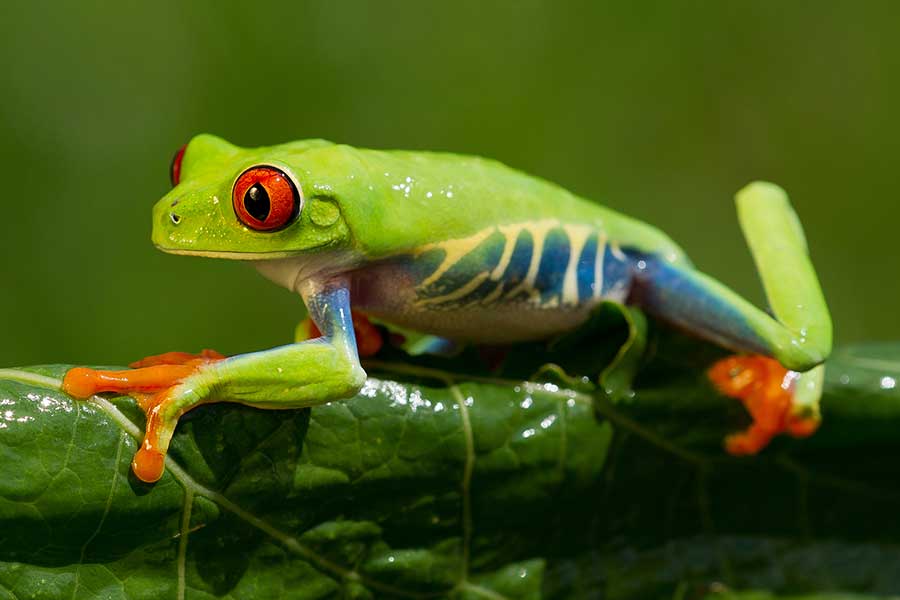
[153,134,363,264]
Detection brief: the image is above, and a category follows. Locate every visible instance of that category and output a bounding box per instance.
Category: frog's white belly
[364,303,596,344]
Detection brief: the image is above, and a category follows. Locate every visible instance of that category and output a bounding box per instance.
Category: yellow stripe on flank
[477,226,521,306]
[409,219,584,308]
[480,280,507,305]
[593,232,607,299]
[417,227,494,288]
[504,220,559,301]
[490,224,522,280]
[561,224,592,305]
[416,272,490,307]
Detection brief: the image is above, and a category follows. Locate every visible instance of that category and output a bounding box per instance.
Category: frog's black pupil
[244,183,270,222]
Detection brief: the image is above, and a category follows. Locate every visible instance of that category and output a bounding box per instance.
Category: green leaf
[1,339,900,599]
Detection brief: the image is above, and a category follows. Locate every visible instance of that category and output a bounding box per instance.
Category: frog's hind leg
[629,182,831,372]
[626,182,831,454]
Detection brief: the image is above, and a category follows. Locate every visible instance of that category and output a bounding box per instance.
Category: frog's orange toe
[62,367,104,398]
[724,425,774,455]
[132,442,166,483]
[786,414,820,438]
[709,354,817,455]
[62,364,196,396]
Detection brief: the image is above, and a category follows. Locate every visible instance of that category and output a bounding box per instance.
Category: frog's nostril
[170,213,181,225]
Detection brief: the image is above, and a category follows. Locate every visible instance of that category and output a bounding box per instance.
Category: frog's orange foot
[708,354,820,456]
[62,350,225,483]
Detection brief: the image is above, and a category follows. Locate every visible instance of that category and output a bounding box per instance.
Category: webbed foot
[708,355,820,455]
[62,350,225,482]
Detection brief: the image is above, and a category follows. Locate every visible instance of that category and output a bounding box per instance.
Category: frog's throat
[254,252,364,294]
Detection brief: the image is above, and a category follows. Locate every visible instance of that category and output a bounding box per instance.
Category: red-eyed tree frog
[62,135,832,483]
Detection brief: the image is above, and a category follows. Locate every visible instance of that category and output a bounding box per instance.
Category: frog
[61,134,832,483]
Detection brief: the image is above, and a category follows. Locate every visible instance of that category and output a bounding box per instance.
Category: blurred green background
[0,1,896,366]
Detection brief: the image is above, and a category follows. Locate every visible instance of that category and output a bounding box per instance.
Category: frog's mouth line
[154,246,305,261]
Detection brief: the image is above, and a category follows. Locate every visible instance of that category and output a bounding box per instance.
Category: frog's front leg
[62,278,366,482]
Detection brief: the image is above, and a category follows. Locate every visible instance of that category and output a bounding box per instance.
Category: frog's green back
[331,145,690,265]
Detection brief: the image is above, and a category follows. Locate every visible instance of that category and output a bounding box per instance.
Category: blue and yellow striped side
[405,221,634,310]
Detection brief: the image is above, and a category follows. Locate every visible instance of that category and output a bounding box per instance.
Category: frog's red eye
[232,166,301,231]
[170,144,187,187]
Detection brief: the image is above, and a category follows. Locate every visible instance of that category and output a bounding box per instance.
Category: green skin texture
[125,134,831,469]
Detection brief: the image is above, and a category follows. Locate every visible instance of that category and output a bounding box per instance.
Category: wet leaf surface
[1,339,898,599]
